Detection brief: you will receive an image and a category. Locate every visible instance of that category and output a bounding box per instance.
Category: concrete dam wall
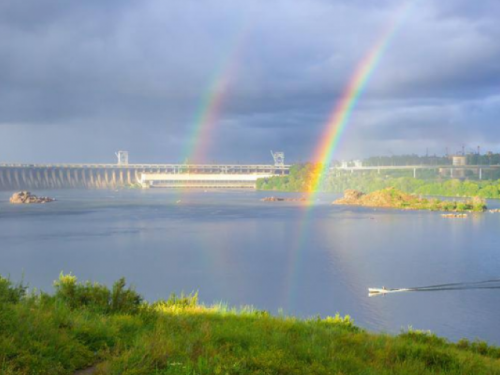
[0,166,141,190]
[0,164,289,191]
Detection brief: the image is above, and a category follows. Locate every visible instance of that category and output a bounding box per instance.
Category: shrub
[0,276,27,304]
[470,197,487,212]
[110,277,143,314]
[54,274,142,314]
[323,314,359,332]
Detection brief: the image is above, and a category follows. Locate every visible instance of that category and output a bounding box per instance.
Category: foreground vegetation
[257,164,500,199]
[334,188,487,212]
[2,275,500,374]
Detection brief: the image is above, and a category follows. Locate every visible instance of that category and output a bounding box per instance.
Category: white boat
[368,288,393,294]
[368,287,411,296]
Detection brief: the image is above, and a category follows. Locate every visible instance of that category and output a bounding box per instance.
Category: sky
[0,0,499,164]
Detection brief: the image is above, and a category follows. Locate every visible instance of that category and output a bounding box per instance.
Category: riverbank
[2,274,500,374]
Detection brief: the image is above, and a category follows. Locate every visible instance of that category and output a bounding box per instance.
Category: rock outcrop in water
[9,191,56,204]
[333,187,486,212]
[441,213,468,219]
[261,196,307,202]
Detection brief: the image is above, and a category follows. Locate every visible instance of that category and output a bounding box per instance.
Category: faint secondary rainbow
[185,64,236,164]
[309,0,416,193]
[183,30,247,164]
[284,1,416,311]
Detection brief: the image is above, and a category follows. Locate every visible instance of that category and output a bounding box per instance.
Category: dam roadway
[0,163,289,190]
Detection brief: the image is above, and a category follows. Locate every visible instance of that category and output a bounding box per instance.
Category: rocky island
[9,191,56,204]
[333,187,487,212]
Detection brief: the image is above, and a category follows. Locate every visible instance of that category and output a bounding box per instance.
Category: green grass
[1,274,500,374]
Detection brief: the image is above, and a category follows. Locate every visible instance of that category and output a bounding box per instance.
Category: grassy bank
[2,274,500,374]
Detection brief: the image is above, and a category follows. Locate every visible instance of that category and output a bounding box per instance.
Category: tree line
[258,163,500,199]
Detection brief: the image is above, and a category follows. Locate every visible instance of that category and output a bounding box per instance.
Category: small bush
[469,197,487,212]
[323,314,359,332]
[0,276,27,304]
[54,274,142,314]
[110,278,143,314]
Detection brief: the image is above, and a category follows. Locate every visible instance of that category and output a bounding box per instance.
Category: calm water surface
[1,189,500,344]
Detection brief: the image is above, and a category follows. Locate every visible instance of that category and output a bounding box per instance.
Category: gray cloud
[0,0,499,163]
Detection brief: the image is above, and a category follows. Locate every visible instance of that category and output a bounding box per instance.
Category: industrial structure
[271,151,285,167]
[115,151,129,166]
[332,159,499,180]
[139,172,275,189]
[0,152,289,190]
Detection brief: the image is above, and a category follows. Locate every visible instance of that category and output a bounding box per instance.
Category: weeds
[1,274,500,374]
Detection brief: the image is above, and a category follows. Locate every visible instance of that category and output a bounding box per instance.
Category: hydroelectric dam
[0,152,289,191]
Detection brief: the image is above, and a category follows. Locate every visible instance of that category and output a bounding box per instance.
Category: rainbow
[284,1,416,311]
[183,29,247,164]
[185,65,236,164]
[309,0,416,193]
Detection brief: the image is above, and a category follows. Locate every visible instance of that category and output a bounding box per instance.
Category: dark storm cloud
[0,0,499,163]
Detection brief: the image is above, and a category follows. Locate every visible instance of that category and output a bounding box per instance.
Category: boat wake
[368,279,500,297]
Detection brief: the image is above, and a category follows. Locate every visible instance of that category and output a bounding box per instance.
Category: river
[1,189,499,344]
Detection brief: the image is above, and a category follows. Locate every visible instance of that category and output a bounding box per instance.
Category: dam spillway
[0,164,289,191]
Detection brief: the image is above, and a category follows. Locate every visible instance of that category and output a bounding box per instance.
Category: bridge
[331,164,500,179]
[0,151,289,190]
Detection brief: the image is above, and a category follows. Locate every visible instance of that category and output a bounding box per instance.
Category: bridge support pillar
[479,168,483,180]
[413,168,417,179]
